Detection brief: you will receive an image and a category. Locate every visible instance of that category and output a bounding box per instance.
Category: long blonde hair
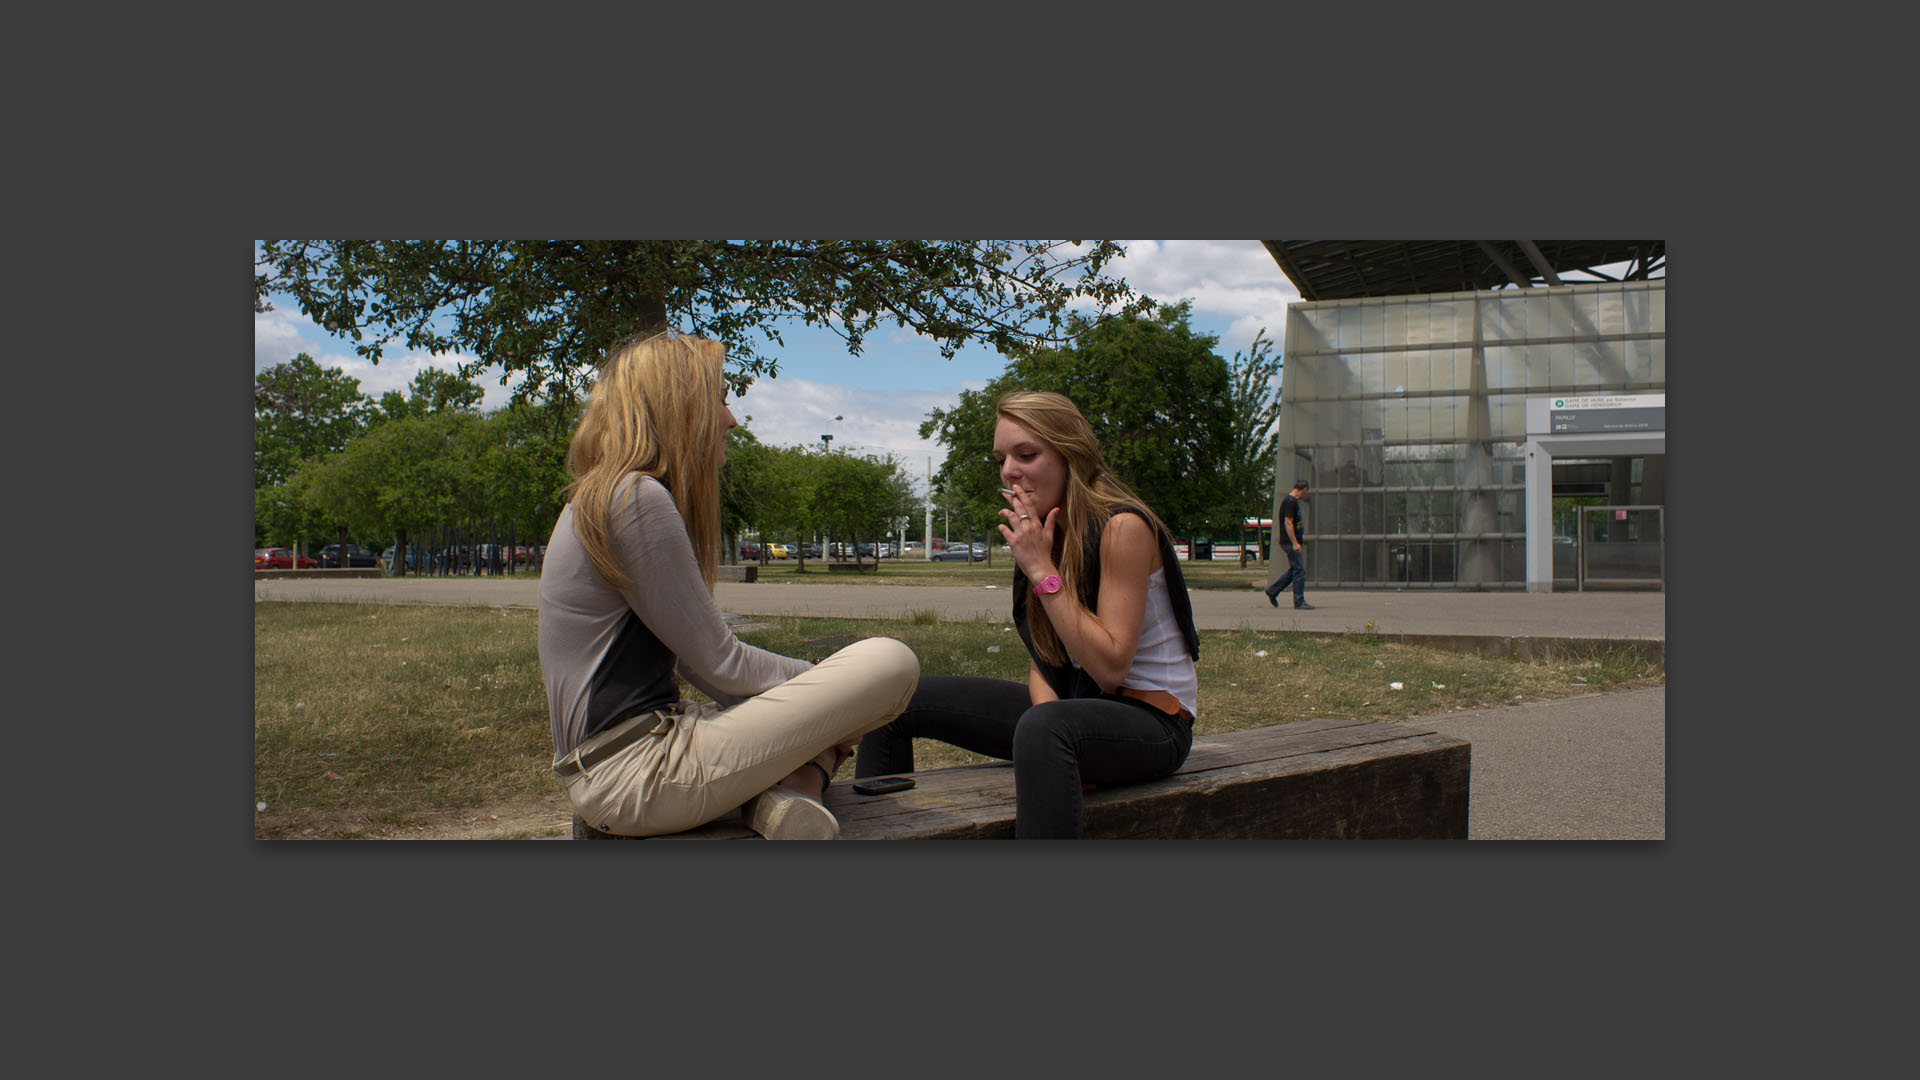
[564,331,727,594]
[999,391,1170,666]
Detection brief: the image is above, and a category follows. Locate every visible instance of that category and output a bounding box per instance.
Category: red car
[255,547,317,570]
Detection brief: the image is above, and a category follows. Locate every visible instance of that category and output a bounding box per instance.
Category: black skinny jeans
[853,674,1193,838]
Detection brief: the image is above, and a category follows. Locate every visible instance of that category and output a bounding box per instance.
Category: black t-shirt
[1279,493,1304,548]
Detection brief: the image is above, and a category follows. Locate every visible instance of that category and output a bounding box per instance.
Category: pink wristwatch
[1032,573,1063,596]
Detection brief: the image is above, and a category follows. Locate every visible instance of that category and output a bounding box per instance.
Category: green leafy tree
[471,397,578,545]
[255,472,331,551]
[816,451,917,570]
[1220,329,1283,559]
[920,303,1235,538]
[720,426,774,562]
[254,352,373,488]
[292,410,480,551]
[293,397,578,560]
[730,442,817,567]
[373,366,486,425]
[255,240,1154,401]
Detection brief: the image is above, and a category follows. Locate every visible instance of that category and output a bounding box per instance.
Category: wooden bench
[716,565,758,583]
[571,716,1470,839]
[825,562,868,573]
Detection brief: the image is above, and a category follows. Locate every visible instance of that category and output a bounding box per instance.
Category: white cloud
[1124,240,1295,311]
[1050,240,1298,356]
[254,305,524,412]
[351,348,525,412]
[733,373,987,495]
[252,305,314,363]
[1222,315,1284,360]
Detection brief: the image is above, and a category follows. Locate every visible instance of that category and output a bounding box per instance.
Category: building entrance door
[1577,505,1664,590]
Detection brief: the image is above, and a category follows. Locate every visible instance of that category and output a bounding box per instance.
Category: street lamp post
[818,416,843,556]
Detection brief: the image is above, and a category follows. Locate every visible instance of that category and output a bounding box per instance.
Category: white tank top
[1120,567,1198,717]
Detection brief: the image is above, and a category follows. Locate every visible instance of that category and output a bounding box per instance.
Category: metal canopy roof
[1260,241,1664,301]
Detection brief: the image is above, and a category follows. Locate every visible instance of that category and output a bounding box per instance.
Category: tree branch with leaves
[256,240,1154,403]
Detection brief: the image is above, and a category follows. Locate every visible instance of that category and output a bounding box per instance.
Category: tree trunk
[636,292,667,331]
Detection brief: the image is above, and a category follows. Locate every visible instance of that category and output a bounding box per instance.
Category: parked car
[768,542,790,559]
[930,545,976,562]
[377,544,444,572]
[255,547,317,570]
[315,543,379,568]
[801,542,823,559]
[435,546,478,571]
[739,541,765,561]
[472,543,531,570]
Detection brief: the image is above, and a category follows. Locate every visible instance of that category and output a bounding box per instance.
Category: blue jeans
[1269,544,1305,605]
[853,675,1192,838]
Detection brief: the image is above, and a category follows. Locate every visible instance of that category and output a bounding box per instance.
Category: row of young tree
[256,311,1283,569]
[254,355,920,570]
[255,356,574,559]
[721,431,918,570]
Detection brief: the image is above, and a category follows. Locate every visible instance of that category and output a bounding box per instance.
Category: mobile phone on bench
[851,775,916,796]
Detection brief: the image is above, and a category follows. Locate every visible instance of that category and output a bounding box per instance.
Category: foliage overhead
[255,240,1155,402]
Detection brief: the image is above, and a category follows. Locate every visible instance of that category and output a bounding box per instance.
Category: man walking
[1265,480,1314,610]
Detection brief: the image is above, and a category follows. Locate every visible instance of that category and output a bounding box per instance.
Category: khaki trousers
[560,636,919,837]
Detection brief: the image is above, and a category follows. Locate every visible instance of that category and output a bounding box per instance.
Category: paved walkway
[255,574,1667,839]
[255,575,1662,638]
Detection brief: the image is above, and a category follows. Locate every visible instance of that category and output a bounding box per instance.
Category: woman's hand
[832,737,861,772]
[996,486,1059,581]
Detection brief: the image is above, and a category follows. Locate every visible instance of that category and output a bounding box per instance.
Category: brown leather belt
[1120,686,1190,720]
[553,711,671,781]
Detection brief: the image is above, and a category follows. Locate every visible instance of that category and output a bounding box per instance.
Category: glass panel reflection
[1275,281,1662,588]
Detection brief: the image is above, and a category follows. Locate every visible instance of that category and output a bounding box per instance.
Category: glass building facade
[1270,280,1665,590]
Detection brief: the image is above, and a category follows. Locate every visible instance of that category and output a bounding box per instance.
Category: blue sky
[254,240,1303,495]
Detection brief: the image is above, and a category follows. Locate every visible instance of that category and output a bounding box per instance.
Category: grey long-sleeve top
[537,473,811,760]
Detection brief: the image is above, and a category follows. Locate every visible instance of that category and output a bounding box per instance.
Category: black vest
[1011,506,1201,702]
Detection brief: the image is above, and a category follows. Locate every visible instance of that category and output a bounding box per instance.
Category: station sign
[1550,393,1665,434]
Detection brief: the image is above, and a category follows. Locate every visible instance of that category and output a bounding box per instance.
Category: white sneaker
[741,785,840,840]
